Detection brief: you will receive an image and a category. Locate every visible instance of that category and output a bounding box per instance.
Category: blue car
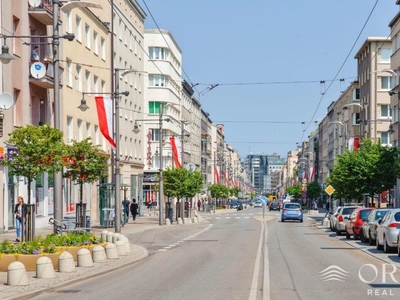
[281,202,303,222]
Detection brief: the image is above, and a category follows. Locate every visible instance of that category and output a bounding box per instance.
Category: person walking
[147,200,153,216]
[121,198,131,224]
[130,199,139,223]
[14,196,27,242]
[197,200,201,211]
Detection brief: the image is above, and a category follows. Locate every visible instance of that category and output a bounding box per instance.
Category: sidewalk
[0,213,181,300]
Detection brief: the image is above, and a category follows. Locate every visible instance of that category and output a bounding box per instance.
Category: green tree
[4,125,66,205]
[163,167,203,203]
[230,187,240,198]
[208,184,230,201]
[307,181,322,200]
[286,185,301,199]
[63,138,110,210]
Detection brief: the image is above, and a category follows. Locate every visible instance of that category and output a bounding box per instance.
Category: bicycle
[48,217,67,234]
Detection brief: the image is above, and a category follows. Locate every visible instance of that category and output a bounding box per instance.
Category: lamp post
[133,106,171,226]
[78,68,134,233]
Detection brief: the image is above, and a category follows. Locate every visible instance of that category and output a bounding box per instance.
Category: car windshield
[375,210,388,220]
[342,207,356,215]
[360,210,372,219]
[285,204,300,209]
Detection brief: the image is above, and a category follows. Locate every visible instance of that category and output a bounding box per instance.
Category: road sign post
[325,185,335,212]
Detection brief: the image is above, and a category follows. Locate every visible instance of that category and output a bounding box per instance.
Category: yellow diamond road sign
[325,185,335,196]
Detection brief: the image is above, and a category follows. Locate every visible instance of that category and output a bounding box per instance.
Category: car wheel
[384,236,393,253]
[360,230,367,243]
[376,236,383,251]
[346,231,350,239]
[336,228,342,236]
[353,228,359,240]
[300,219,303,223]
[369,231,375,245]
[281,219,284,222]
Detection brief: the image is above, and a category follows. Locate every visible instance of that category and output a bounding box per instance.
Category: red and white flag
[222,171,228,187]
[169,136,182,168]
[214,166,220,184]
[95,96,116,148]
[308,166,315,182]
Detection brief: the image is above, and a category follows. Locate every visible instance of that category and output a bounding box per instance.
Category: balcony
[28,0,55,25]
[29,60,63,89]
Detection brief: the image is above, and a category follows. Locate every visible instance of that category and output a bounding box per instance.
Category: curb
[10,244,149,300]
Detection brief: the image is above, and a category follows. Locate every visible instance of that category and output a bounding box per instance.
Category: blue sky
[140,0,395,158]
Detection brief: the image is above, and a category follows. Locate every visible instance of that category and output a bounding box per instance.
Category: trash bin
[62,215,76,230]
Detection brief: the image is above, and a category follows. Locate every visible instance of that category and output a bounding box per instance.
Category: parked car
[361,208,391,244]
[269,201,280,211]
[334,206,361,235]
[376,208,400,253]
[344,207,375,240]
[329,206,342,232]
[281,202,303,222]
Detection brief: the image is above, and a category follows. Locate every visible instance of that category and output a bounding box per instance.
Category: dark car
[269,202,280,211]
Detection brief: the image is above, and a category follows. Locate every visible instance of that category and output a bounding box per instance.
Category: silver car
[376,208,400,253]
[335,206,361,235]
[329,206,341,231]
[361,208,390,245]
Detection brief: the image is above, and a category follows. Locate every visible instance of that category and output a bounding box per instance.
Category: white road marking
[235,217,241,219]
[263,222,270,300]
[158,249,167,252]
[249,221,266,300]
[245,217,250,219]
[216,217,221,219]
[225,217,231,219]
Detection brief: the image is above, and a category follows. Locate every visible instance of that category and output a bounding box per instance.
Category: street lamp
[77,68,134,233]
[133,105,172,226]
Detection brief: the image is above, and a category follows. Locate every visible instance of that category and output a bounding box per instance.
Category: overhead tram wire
[299,0,380,142]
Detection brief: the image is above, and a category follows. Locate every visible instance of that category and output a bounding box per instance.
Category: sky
[139,0,396,158]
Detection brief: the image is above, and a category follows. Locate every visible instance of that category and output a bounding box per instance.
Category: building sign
[142,172,159,183]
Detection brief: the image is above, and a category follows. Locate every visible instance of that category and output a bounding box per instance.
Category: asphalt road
[29,207,400,300]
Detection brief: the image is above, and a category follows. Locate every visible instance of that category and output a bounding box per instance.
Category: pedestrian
[121,198,130,224]
[197,200,201,211]
[14,196,27,242]
[30,46,40,62]
[313,200,318,210]
[130,199,139,223]
[147,200,153,216]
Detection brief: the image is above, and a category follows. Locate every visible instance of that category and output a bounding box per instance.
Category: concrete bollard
[177,218,183,225]
[112,233,121,244]
[118,236,131,253]
[36,256,55,279]
[7,262,28,286]
[196,215,203,222]
[192,217,198,224]
[92,245,107,263]
[105,243,119,260]
[106,231,114,243]
[101,230,108,241]
[165,218,171,226]
[58,251,75,273]
[77,248,93,268]
[322,218,330,227]
[183,218,189,224]
[115,240,127,256]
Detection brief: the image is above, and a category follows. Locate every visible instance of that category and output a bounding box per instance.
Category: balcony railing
[28,0,55,25]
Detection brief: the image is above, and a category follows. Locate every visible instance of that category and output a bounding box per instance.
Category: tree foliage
[286,185,301,199]
[327,138,400,202]
[3,125,66,204]
[208,184,230,199]
[163,167,203,201]
[307,181,322,199]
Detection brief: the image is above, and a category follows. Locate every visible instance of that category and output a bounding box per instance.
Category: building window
[93,31,98,55]
[379,48,391,63]
[353,88,360,101]
[381,76,392,90]
[94,125,99,145]
[148,102,165,114]
[76,16,82,42]
[77,119,83,141]
[93,75,98,93]
[101,80,106,93]
[101,37,106,60]
[149,47,168,60]
[66,59,73,87]
[352,113,360,125]
[381,131,390,145]
[86,122,91,138]
[76,65,82,92]
[380,104,392,118]
[66,11,72,33]
[85,70,90,93]
[85,24,90,48]
[149,74,167,87]
[67,117,73,143]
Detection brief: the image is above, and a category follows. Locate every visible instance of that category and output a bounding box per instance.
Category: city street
[29,207,400,300]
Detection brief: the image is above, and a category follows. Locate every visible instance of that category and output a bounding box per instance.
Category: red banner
[169,136,181,168]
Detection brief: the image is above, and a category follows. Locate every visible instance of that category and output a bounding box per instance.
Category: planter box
[0,253,60,271]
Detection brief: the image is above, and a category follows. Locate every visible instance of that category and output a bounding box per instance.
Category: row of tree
[3,125,109,206]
